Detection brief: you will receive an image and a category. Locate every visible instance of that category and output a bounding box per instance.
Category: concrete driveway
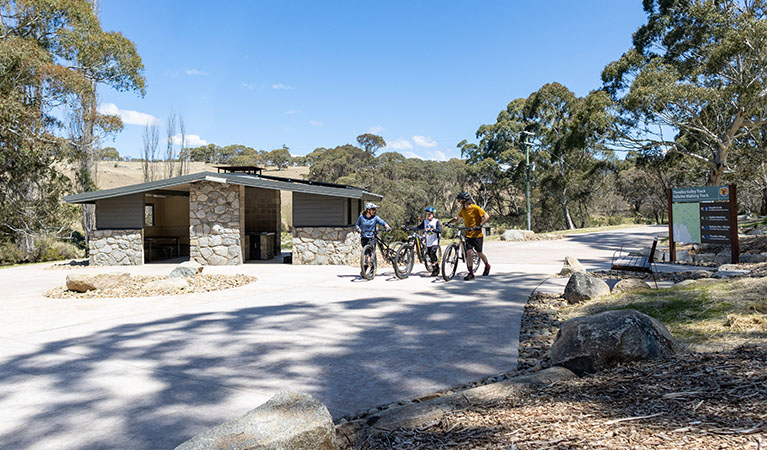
[0,225,668,449]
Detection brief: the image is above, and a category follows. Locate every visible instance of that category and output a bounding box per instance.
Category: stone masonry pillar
[189,181,243,265]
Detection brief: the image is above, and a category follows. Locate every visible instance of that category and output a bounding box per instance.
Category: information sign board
[667,185,738,264]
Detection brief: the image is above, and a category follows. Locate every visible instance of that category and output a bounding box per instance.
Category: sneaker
[464,273,475,281]
[482,265,491,276]
[431,269,440,277]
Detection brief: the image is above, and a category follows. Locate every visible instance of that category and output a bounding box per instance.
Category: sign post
[667,185,739,264]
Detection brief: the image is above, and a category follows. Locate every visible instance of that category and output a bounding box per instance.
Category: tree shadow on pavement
[0,271,541,450]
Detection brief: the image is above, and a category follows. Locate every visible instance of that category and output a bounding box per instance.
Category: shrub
[35,235,83,262]
[0,241,25,265]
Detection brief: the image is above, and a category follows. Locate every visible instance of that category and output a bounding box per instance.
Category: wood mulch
[363,346,766,449]
[359,290,767,449]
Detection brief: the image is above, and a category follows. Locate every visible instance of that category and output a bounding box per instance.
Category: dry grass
[562,277,767,352]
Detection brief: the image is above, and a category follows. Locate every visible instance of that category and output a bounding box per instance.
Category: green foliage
[307,145,469,227]
[603,0,767,184]
[0,235,83,265]
[0,0,144,261]
[356,133,386,155]
[99,147,121,161]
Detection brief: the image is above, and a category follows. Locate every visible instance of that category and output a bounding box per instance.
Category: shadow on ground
[0,271,541,449]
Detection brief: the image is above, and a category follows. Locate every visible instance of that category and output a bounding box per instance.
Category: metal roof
[63,171,383,204]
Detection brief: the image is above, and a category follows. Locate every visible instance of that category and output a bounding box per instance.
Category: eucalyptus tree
[603,0,767,185]
[462,83,611,230]
[0,0,143,256]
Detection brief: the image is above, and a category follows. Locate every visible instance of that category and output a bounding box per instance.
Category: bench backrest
[648,236,659,265]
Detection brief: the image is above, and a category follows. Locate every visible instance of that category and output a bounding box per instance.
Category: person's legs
[478,251,491,275]
[428,246,440,275]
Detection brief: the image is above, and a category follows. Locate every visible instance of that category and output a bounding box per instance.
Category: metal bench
[611,236,659,288]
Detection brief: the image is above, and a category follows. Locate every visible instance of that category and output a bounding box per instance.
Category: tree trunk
[707,163,725,186]
[760,188,767,216]
[561,200,575,230]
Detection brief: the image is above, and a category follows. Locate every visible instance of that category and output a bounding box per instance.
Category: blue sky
[97,1,646,160]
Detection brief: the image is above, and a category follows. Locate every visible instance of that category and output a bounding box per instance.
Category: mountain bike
[441,224,482,281]
[394,229,442,278]
[358,230,407,280]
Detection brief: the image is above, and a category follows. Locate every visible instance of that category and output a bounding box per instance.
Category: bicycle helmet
[365,202,378,210]
[424,206,436,213]
[455,192,472,202]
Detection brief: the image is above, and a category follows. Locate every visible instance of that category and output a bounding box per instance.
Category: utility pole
[522,131,534,231]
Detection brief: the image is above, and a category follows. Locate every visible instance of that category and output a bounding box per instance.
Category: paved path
[0,225,667,449]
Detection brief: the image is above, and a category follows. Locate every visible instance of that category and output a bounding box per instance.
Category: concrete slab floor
[0,225,677,449]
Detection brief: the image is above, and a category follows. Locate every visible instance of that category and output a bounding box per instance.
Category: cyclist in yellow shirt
[447,192,491,280]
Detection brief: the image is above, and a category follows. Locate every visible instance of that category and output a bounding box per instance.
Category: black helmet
[456,192,472,202]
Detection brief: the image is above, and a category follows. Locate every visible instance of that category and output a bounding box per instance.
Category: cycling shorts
[465,237,483,253]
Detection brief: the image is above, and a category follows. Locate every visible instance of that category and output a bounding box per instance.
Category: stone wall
[88,229,143,265]
[292,227,360,265]
[189,181,243,265]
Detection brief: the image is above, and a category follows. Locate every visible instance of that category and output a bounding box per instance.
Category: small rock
[564,272,610,304]
[746,228,763,236]
[66,272,130,292]
[145,278,189,292]
[559,256,586,277]
[713,269,750,278]
[674,279,698,288]
[500,230,527,241]
[169,261,203,278]
[612,278,651,293]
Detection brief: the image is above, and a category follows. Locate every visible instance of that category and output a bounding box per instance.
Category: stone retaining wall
[292,227,360,265]
[88,229,143,265]
[189,181,243,265]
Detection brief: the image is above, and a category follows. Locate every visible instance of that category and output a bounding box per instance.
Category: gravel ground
[44,273,257,298]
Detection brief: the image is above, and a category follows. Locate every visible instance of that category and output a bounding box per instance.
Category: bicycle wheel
[394,243,414,279]
[424,246,442,272]
[360,244,377,280]
[441,243,459,281]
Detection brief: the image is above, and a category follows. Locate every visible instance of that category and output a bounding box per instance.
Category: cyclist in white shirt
[408,206,442,276]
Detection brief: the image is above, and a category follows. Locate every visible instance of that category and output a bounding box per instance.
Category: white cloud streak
[387,138,413,150]
[272,82,295,90]
[368,125,384,134]
[413,135,437,148]
[185,69,208,76]
[308,120,323,126]
[172,133,208,147]
[98,103,159,126]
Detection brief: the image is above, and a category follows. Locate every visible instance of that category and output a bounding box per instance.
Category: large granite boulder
[550,309,679,376]
[170,261,204,278]
[559,256,586,277]
[564,272,610,304]
[176,391,335,450]
[612,278,651,294]
[66,272,130,292]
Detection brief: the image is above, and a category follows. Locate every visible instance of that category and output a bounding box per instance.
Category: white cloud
[286,109,298,114]
[98,103,159,126]
[241,83,262,91]
[387,138,413,150]
[272,82,295,90]
[172,133,208,147]
[413,135,437,148]
[308,120,323,126]
[368,125,384,134]
[403,152,424,160]
[185,69,208,76]
[428,150,448,161]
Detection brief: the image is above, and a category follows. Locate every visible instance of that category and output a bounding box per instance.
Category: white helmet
[365,202,378,210]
